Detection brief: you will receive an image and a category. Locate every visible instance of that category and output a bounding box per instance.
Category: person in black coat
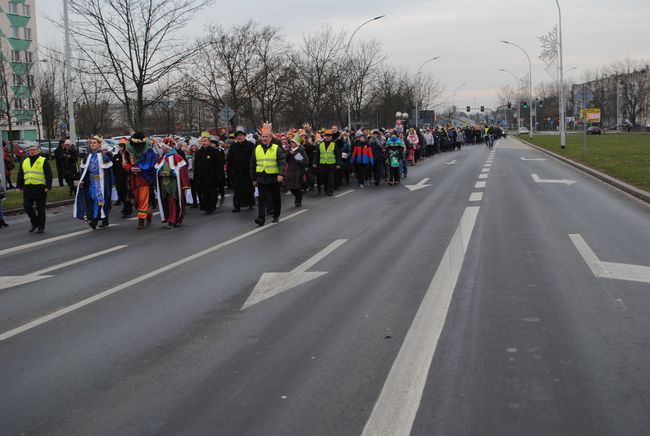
[54,139,79,194]
[195,137,226,214]
[112,140,133,218]
[226,131,255,212]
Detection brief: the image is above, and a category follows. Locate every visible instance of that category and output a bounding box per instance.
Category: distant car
[518,127,530,134]
[76,140,89,159]
[9,142,25,159]
[586,126,602,135]
[39,140,59,157]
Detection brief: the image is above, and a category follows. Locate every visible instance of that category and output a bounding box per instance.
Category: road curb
[513,136,650,205]
[5,199,75,216]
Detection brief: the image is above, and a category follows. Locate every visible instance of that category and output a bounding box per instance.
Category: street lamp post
[499,68,522,131]
[501,40,534,140]
[451,83,467,124]
[346,15,385,129]
[63,0,77,145]
[415,56,440,128]
[555,0,566,148]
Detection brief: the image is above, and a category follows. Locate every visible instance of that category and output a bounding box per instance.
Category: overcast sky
[36,0,649,109]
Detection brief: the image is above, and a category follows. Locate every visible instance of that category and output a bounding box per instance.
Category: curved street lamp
[499,68,522,131]
[501,40,534,139]
[451,83,467,122]
[346,15,386,129]
[415,56,440,128]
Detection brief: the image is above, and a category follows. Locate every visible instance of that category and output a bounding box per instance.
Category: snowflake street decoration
[539,26,559,82]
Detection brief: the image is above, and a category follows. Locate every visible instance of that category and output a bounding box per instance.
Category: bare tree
[239,25,294,127]
[69,0,213,130]
[609,58,649,127]
[347,39,385,128]
[193,21,258,129]
[294,25,346,128]
[74,62,114,136]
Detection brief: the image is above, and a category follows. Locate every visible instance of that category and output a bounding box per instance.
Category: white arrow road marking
[242,239,348,310]
[0,226,118,257]
[405,178,432,192]
[444,160,457,165]
[570,234,650,283]
[0,245,128,290]
[521,157,547,161]
[362,207,480,436]
[0,209,309,342]
[531,174,576,186]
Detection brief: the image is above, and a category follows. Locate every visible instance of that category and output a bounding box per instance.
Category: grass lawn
[3,186,74,210]
[518,133,650,192]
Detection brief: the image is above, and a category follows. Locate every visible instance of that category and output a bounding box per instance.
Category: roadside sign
[580,108,601,122]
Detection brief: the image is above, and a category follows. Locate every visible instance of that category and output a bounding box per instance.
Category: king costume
[155,140,190,228]
[122,132,158,229]
[73,140,115,229]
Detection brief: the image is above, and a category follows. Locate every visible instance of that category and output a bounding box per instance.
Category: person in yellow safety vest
[16,143,53,233]
[312,130,341,196]
[250,123,286,227]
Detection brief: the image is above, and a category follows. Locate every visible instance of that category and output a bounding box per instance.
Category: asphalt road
[1,137,649,436]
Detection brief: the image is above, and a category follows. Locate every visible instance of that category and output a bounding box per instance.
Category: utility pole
[63,0,77,144]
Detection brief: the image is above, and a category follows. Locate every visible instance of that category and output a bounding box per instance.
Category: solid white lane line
[0,210,309,343]
[29,245,128,277]
[478,174,488,179]
[475,181,487,188]
[0,226,119,257]
[334,190,354,198]
[361,207,480,436]
[469,192,483,202]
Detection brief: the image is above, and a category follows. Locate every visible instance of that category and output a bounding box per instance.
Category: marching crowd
[0,123,504,232]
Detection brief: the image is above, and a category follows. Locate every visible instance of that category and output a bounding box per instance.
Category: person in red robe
[155,138,190,229]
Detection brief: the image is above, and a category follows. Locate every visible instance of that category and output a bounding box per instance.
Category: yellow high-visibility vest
[22,156,46,185]
[319,142,336,164]
[255,144,279,174]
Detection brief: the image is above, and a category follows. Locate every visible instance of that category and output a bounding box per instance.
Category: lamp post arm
[346,15,385,51]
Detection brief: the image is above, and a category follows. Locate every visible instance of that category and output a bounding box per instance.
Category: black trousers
[290,188,303,206]
[372,161,383,184]
[257,182,281,221]
[319,165,336,194]
[355,164,368,185]
[24,194,47,229]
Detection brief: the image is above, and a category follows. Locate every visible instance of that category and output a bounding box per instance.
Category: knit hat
[130,132,147,143]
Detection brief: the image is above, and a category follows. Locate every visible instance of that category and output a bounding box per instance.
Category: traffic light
[521,101,529,110]
[466,106,471,112]
[480,106,485,112]
[538,100,544,109]
[507,101,512,109]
